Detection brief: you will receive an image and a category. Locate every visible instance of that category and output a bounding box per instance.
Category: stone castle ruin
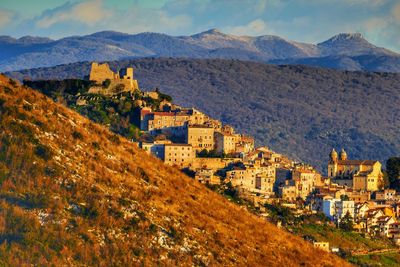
[88,62,140,95]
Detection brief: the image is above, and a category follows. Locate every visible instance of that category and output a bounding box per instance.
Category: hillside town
[86,62,400,251]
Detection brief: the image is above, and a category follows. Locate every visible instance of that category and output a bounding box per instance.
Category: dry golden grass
[0,75,351,266]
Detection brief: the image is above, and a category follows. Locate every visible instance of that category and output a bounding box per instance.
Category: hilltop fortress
[88,62,140,95]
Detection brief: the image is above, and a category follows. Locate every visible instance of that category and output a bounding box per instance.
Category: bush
[102,79,111,88]
[72,130,83,140]
[8,79,17,87]
[34,144,53,161]
[109,134,121,144]
[91,142,100,150]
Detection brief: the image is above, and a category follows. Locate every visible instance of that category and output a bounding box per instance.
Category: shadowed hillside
[7,58,400,172]
[0,75,349,265]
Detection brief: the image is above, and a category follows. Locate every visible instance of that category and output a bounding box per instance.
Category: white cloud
[224,19,268,36]
[105,7,192,35]
[0,9,14,28]
[36,0,109,28]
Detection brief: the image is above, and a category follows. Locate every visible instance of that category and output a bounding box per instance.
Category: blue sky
[0,0,399,52]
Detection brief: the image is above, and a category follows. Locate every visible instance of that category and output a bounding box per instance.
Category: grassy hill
[7,58,400,172]
[0,75,349,265]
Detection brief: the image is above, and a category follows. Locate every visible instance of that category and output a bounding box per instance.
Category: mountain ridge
[1,29,399,72]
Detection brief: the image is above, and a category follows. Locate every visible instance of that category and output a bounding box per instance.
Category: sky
[0,0,399,52]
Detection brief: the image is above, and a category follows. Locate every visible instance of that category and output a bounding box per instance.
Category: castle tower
[119,67,139,91]
[340,148,347,160]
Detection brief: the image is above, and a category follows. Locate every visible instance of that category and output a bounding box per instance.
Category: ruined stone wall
[89,62,117,83]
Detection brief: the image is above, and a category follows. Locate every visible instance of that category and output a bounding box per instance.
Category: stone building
[139,107,209,138]
[328,148,383,192]
[139,140,172,159]
[313,242,330,252]
[88,62,139,94]
[214,132,237,155]
[292,168,321,200]
[163,144,195,168]
[194,168,219,184]
[281,183,297,202]
[140,109,190,136]
[227,164,276,196]
[235,135,255,155]
[89,62,118,82]
[186,125,215,152]
[322,199,355,222]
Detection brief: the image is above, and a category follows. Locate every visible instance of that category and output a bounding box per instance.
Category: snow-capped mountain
[0,29,399,72]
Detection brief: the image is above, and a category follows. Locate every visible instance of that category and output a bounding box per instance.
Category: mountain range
[1,29,399,73]
[7,58,400,172]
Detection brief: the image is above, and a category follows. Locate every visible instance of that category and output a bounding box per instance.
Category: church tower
[340,148,348,160]
[328,148,338,178]
[329,148,338,162]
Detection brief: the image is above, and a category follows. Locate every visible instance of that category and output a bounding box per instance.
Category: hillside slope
[0,75,349,265]
[7,58,400,172]
[1,29,399,72]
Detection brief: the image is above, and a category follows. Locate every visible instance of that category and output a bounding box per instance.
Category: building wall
[88,62,139,92]
[190,157,240,171]
[215,132,237,154]
[336,200,355,219]
[89,62,116,83]
[186,126,214,151]
[227,165,275,195]
[314,242,330,252]
[163,144,194,168]
[282,185,297,202]
[353,176,367,191]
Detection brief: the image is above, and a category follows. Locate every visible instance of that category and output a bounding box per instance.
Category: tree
[338,211,354,232]
[102,79,111,88]
[340,194,349,201]
[381,171,390,189]
[386,157,400,189]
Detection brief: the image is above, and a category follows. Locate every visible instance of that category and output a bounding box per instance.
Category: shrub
[34,144,53,161]
[8,79,17,87]
[102,79,111,88]
[91,142,100,150]
[109,134,121,144]
[72,130,83,140]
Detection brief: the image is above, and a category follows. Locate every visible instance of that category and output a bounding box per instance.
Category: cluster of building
[86,63,400,244]
[136,88,400,244]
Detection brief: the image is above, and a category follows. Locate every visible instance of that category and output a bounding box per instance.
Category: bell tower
[340,148,348,160]
[328,148,338,178]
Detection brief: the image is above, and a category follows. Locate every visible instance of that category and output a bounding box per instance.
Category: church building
[327,148,383,192]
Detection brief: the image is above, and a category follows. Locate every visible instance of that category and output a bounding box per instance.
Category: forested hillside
[7,58,400,172]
